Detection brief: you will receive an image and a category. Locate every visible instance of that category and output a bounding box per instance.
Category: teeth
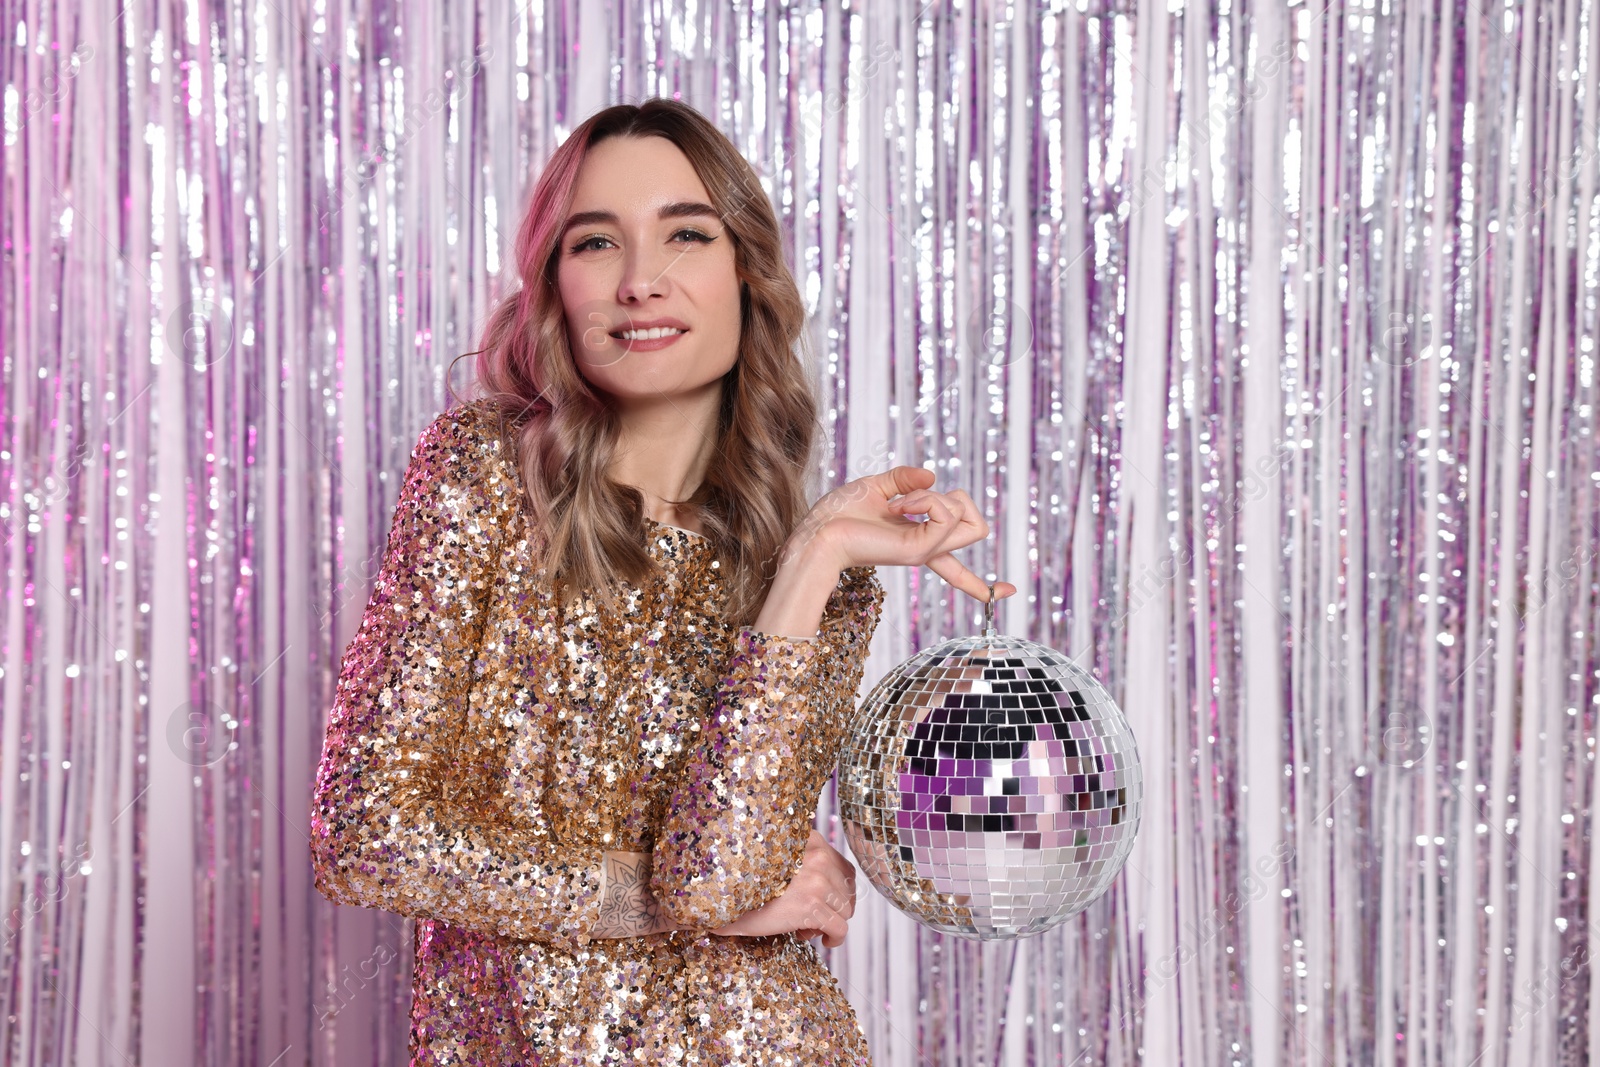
[615,326,685,340]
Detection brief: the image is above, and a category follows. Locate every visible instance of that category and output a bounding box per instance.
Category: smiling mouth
[610,327,689,341]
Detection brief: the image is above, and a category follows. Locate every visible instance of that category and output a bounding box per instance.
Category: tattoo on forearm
[593,853,669,938]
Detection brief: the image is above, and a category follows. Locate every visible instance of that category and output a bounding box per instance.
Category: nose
[616,238,674,305]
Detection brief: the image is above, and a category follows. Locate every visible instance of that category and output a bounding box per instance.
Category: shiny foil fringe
[2,0,1597,1065]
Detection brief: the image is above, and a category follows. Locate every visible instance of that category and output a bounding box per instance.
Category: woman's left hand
[709,829,856,947]
[783,465,1018,605]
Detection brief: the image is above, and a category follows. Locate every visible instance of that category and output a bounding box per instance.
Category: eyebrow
[559,200,722,240]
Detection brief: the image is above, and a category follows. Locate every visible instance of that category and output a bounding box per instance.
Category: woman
[309,98,1017,1065]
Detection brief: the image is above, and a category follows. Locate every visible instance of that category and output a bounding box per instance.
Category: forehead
[568,135,711,210]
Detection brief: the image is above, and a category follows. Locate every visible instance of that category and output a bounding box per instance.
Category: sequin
[309,399,886,1065]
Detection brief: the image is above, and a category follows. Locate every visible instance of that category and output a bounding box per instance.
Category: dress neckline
[644,516,708,541]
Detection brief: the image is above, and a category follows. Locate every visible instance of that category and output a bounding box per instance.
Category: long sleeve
[308,403,607,954]
[650,564,885,929]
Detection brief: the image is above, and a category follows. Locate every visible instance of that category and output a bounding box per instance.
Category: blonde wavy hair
[450,98,820,625]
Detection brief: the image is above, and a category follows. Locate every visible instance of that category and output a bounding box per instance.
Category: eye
[568,228,717,255]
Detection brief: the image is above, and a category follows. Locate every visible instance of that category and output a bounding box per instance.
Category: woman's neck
[608,388,720,530]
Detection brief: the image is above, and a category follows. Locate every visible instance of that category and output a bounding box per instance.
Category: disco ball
[837,593,1143,940]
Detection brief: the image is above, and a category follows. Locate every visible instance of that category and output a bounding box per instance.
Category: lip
[613,317,689,332]
[610,318,690,351]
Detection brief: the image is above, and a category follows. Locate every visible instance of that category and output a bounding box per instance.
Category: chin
[594,369,730,404]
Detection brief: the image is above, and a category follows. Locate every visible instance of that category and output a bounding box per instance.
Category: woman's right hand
[785,465,1018,605]
[709,830,857,948]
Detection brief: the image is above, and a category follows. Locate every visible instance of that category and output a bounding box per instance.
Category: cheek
[685,256,743,330]
[558,270,619,356]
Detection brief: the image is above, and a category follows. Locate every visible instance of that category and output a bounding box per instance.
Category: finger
[825,855,856,913]
[941,489,989,535]
[822,878,853,921]
[824,867,853,910]
[836,855,857,894]
[821,913,848,948]
[846,469,926,519]
[925,552,1019,603]
[884,488,940,516]
[892,487,982,525]
[891,493,988,556]
[866,465,936,502]
[888,493,965,546]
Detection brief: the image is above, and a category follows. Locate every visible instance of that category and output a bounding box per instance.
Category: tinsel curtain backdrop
[3,0,1597,1064]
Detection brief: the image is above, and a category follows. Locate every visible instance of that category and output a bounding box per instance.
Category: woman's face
[556,135,743,404]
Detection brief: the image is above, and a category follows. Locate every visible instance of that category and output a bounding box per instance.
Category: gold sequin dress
[309,399,886,1065]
